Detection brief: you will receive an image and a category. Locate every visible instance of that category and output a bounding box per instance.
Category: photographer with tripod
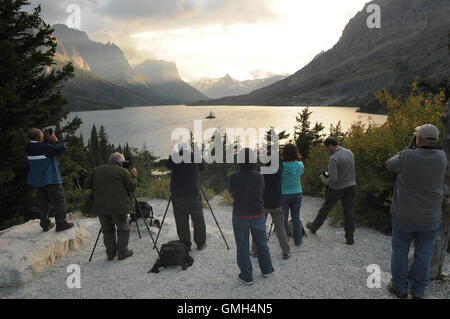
[166,142,207,251]
[83,152,137,261]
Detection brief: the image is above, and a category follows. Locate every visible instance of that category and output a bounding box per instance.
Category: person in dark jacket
[229,148,274,285]
[83,152,137,261]
[26,128,74,232]
[166,142,207,251]
[251,160,290,259]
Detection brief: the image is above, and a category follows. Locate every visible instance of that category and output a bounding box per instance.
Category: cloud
[25,0,369,81]
[27,0,279,33]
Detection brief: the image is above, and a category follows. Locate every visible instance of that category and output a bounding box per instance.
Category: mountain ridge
[190,0,450,112]
[190,73,288,99]
[53,24,206,110]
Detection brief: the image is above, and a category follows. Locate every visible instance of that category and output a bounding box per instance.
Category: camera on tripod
[123,160,132,168]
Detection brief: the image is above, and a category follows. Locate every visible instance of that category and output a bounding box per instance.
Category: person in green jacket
[84,152,138,261]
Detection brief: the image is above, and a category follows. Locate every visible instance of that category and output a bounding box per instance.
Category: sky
[27,0,370,82]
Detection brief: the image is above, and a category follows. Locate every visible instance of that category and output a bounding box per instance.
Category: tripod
[153,186,230,250]
[88,193,160,262]
[266,215,307,243]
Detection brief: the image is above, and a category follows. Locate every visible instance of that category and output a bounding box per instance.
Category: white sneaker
[261,268,275,278]
[238,275,254,285]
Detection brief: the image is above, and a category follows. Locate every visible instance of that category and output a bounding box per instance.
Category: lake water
[66,105,387,159]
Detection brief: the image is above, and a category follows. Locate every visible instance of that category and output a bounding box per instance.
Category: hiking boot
[282,253,291,260]
[55,221,74,232]
[387,282,407,299]
[118,249,134,260]
[306,222,316,235]
[42,222,55,232]
[411,292,424,299]
[346,238,355,245]
[262,268,275,278]
[107,252,117,261]
[238,274,254,285]
[197,242,207,251]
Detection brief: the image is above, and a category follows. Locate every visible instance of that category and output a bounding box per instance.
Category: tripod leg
[134,215,142,239]
[200,186,230,250]
[301,220,307,238]
[131,192,161,256]
[267,217,274,241]
[89,227,102,262]
[141,214,161,256]
[153,195,171,249]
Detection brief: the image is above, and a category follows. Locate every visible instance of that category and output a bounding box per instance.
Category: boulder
[0,218,91,288]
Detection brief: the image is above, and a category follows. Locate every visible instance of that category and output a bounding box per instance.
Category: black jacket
[263,162,283,209]
[229,165,265,218]
[166,150,204,196]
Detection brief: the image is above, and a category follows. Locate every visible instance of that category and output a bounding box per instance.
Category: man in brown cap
[386,124,447,299]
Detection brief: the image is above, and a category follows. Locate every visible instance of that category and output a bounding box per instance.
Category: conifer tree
[293,107,325,160]
[87,124,100,168]
[0,0,74,228]
[98,125,110,164]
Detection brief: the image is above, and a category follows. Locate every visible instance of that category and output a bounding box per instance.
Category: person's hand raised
[48,133,58,144]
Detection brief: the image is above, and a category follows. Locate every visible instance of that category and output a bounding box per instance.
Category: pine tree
[264,127,290,156]
[0,0,74,228]
[293,107,325,160]
[87,124,100,168]
[124,143,133,162]
[98,125,110,165]
[329,121,346,145]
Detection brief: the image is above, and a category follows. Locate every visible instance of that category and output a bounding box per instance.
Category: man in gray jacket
[386,124,447,299]
[306,137,357,244]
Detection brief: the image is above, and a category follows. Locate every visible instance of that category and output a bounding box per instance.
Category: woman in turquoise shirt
[281,144,304,246]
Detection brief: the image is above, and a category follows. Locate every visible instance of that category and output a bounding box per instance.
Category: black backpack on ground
[149,240,194,273]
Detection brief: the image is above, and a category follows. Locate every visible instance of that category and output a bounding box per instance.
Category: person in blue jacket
[26,128,74,232]
[281,144,305,246]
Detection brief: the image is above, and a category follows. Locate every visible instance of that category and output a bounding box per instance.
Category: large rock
[0,218,91,288]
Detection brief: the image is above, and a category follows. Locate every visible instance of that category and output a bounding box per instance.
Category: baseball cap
[414,124,440,143]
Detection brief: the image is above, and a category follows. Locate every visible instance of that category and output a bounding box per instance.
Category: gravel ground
[1,195,449,299]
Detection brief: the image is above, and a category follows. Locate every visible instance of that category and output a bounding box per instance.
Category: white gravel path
[1,195,449,299]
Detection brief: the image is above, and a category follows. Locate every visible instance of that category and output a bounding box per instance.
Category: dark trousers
[98,214,130,258]
[172,193,206,248]
[38,184,67,228]
[312,185,356,240]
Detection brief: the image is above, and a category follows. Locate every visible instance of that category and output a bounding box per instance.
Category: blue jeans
[232,216,273,282]
[281,193,303,245]
[391,217,441,296]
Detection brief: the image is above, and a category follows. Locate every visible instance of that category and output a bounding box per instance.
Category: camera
[47,128,53,136]
[123,160,132,168]
[322,170,329,178]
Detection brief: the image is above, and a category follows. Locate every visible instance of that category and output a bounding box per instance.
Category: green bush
[137,177,171,200]
[219,190,234,206]
[326,86,446,233]
[301,144,329,196]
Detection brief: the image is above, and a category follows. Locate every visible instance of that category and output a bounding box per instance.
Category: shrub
[334,85,446,233]
[219,190,234,206]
